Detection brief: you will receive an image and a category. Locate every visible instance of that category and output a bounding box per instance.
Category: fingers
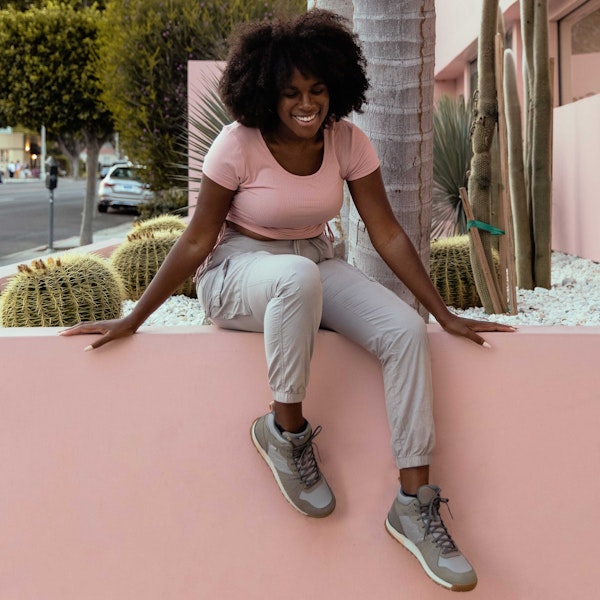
[443,316,513,348]
[59,321,106,337]
[464,328,486,347]
[85,334,113,351]
[463,320,517,348]
[59,318,135,351]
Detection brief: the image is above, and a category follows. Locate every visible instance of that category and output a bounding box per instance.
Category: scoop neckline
[256,127,328,178]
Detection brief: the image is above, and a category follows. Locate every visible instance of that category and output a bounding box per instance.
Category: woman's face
[273,68,330,141]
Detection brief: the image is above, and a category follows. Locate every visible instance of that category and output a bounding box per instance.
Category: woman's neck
[261,128,325,176]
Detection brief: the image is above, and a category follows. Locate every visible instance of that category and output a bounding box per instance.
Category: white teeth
[294,114,317,122]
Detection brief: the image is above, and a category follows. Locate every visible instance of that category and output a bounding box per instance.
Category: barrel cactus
[111,229,196,301]
[0,254,125,327]
[132,214,187,236]
[430,235,499,310]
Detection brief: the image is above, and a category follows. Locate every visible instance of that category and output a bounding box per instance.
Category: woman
[62,9,514,592]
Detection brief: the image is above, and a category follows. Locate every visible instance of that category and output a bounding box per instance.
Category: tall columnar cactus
[132,214,187,236]
[529,0,552,288]
[111,230,196,301]
[504,48,533,289]
[467,0,503,314]
[430,235,492,309]
[0,254,125,327]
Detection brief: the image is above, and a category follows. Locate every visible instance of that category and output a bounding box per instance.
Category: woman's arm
[61,176,235,349]
[347,168,515,346]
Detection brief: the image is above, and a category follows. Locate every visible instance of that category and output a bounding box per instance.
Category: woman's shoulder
[219,121,261,143]
[329,117,359,135]
[328,119,379,180]
[328,118,371,146]
[208,121,261,160]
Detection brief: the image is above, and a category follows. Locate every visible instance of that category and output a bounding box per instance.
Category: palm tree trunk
[349,0,435,318]
[307,0,354,257]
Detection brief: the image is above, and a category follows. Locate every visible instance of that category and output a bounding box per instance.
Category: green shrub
[432,95,473,238]
[138,188,188,220]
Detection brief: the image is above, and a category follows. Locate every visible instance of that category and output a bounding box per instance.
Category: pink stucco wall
[552,93,600,261]
[1,324,599,599]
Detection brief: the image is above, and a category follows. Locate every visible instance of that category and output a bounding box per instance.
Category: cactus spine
[111,230,196,301]
[0,254,125,327]
[131,214,187,236]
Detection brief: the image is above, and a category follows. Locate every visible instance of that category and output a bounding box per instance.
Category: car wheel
[98,204,108,213]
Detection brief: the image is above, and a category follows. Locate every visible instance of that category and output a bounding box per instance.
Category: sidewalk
[0,221,133,268]
[1,177,40,184]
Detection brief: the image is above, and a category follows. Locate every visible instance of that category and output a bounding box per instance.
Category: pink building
[435,0,600,261]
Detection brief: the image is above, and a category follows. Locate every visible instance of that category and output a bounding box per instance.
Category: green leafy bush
[138,188,189,220]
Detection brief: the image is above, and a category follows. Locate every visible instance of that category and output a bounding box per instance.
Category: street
[0,177,136,262]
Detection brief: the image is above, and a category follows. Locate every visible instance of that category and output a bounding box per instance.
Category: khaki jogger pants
[196,227,434,469]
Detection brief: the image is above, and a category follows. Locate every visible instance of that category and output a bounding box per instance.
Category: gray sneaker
[385,485,477,592]
[250,412,336,518]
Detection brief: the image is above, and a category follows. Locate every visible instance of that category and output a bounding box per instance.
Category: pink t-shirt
[201,119,380,239]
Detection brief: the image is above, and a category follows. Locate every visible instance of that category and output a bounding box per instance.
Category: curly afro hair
[219,9,369,132]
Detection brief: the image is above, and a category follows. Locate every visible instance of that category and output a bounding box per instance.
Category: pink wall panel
[1,325,599,599]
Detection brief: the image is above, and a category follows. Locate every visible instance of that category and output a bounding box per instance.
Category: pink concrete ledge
[1,324,599,599]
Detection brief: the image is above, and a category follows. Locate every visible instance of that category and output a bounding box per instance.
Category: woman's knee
[374,306,429,359]
[273,255,322,299]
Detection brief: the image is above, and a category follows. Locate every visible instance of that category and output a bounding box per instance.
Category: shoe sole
[250,418,313,517]
[385,518,477,592]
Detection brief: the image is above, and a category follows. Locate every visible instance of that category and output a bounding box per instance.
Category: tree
[0,1,106,8]
[349,0,435,318]
[0,3,113,246]
[307,0,354,252]
[100,0,305,191]
[307,0,352,21]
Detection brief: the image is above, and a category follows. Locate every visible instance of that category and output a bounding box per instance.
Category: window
[559,0,600,104]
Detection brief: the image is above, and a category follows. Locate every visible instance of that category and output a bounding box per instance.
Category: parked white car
[97,164,154,213]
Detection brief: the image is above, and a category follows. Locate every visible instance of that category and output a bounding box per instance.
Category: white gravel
[123,251,600,327]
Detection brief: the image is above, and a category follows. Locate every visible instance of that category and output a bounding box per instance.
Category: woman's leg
[318,258,477,591]
[200,252,323,407]
[198,249,335,517]
[318,258,435,473]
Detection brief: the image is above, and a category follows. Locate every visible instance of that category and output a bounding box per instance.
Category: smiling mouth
[293,113,318,123]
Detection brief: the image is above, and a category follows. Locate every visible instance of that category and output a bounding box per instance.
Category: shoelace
[292,425,323,488]
[419,493,459,554]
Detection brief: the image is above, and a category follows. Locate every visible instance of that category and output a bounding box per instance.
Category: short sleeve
[201,123,243,191]
[334,120,380,182]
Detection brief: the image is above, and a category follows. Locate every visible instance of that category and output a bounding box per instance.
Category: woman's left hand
[438,314,517,347]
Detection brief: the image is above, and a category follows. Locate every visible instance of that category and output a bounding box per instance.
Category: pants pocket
[197,256,250,321]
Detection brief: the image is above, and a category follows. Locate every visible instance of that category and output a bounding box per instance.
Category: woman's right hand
[59,315,140,351]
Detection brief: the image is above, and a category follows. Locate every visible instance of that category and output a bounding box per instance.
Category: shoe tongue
[283,427,311,446]
[417,484,441,505]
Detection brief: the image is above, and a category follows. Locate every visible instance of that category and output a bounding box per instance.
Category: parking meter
[45,157,58,250]
[45,159,58,190]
